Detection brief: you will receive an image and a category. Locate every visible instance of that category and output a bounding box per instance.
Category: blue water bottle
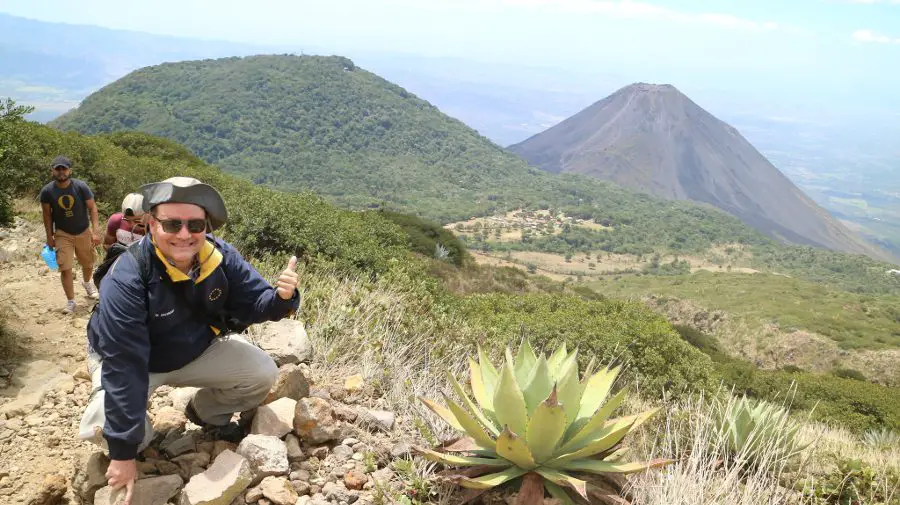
[41,245,59,271]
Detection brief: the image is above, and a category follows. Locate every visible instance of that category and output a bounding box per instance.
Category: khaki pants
[55,228,94,272]
[78,335,277,453]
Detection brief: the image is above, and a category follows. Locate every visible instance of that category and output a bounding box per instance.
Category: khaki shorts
[55,229,95,271]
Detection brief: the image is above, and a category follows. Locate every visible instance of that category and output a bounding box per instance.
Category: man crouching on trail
[78,177,301,503]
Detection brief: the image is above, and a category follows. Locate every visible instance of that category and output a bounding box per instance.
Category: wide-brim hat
[139,177,228,230]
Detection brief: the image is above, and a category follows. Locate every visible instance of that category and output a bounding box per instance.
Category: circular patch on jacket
[208,288,223,301]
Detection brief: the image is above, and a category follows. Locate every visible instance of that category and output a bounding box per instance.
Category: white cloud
[852,29,900,43]
[492,0,781,31]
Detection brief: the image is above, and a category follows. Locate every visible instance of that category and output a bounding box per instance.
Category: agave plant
[718,396,808,469]
[415,340,670,505]
[862,427,900,451]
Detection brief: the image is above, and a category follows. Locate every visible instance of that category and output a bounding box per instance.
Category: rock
[253,320,313,366]
[291,480,311,496]
[290,469,311,482]
[180,450,253,505]
[163,433,197,457]
[174,452,212,479]
[94,475,183,505]
[259,476,299,505]
[0,360,70,417]
[370,468,394,485]
[153,406,188,433]
[155,460,182,476]
[293,398,338,444]
[310,446,329,460]
[228,496,247,505]
[343,375,363,394]
[321,482,350,503]
[251,398,297,438]
[285,434,304,462]
[389,442,411,458]
[137,460,159,476]
[198,441,216,455]
[308,389,331,401]
[236,434,289,484]
[331,445,353,462]
[73,452,110,503]
[25,473,66,505]
[343,471,367,491]
[263,365,310,405]
[357,410,394,432]
[212,440,238,460]
[244,486,263,502]
[331,404,357,423]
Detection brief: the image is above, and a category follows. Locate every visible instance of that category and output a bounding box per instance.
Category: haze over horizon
[2,0,900,127]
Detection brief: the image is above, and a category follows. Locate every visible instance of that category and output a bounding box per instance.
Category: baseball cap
[121,193,145,217]
[51,156,72,169]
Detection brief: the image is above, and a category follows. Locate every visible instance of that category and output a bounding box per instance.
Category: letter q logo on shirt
[57,194,76,218]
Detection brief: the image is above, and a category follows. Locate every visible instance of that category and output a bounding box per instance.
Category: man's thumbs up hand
[276,255,299,300]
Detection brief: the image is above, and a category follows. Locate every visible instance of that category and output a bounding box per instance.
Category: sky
[2,0,900,122]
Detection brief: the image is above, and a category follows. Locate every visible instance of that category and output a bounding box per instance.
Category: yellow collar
[152,237,223,284]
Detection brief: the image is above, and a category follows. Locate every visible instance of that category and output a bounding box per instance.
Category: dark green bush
[672,324,721,354]
[452,293,716,397]
[374,210,470,267]
[831,368,868,382]
[714,359,900,433]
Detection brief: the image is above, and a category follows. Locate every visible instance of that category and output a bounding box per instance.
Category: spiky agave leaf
[469,357,495,420]
[447,370,500,436]
[496,426,537,470]
[415,447,512,468]
[514,339,538,386]
[526,387,567,463]
[419,340,670,504]
[443,393,497,451]
[521,356,553,415]
[493,360,529,437]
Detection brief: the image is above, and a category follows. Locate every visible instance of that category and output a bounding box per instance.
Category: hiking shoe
[185,400,244,442]
[63,300,76,314]
[82,281,100,300]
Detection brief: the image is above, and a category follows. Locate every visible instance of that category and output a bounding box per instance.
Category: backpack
[93,241,149,290]
[90,237,250,335]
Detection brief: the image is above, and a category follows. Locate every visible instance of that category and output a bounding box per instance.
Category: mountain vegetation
[4,112,898,434]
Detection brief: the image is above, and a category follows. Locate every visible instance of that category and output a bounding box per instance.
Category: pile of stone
[67,321,409,505]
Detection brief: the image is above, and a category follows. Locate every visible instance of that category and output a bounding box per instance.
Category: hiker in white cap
[103,193,148,250]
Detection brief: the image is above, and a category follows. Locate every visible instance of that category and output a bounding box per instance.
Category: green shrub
[831,368,868,382]
[715,360,900,433]
[452,293,716,397]
[799,457,900,505]
[672,324,721,354]
[375,210,470,267]
[4,124,410,277]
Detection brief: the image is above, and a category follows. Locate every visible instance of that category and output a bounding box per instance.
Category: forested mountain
[509,83,887,261]
[52,55,780,251]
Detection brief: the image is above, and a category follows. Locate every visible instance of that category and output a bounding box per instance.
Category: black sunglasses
[155,217,207,234]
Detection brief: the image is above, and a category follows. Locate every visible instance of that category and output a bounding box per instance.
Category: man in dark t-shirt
[39,155,102,313]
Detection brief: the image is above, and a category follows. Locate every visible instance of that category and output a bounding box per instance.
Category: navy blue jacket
[87,234,300,460]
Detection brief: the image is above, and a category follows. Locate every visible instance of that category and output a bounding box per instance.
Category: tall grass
[249,257,900,505]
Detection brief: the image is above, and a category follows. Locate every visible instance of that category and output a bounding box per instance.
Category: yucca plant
[862,427,900,451]
[717,396,807,469]
[415,340,671,505]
